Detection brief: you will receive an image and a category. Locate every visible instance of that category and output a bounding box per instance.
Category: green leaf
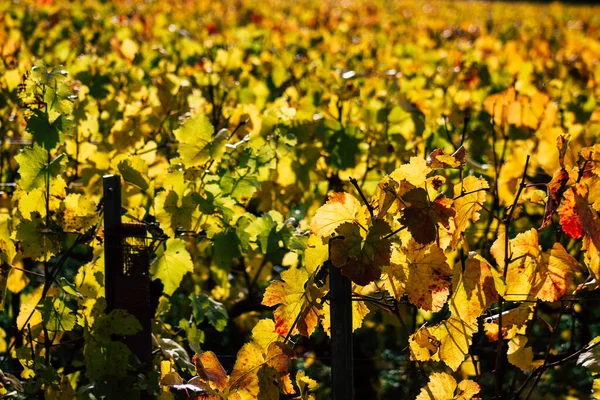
[26,110,71,150]
[190,293,228,332]
[174,114,229,167]
[113,155,150,191]
[150,239,194,296]
[15,144,66,191]
[178,319,205,353]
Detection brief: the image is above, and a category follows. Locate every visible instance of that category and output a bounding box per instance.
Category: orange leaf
[193,351,229,392]
[541,168,569,229]
[262,267,322,337]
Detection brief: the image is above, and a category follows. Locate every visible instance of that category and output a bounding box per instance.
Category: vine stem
[349,177,374,220]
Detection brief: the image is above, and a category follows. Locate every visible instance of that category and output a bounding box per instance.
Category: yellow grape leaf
[409,328,441,362]
[251,319,280,350]
[452,176,489,245]
[57,193,98,233]
[15,144,66,191]
[427,146,467,169]
[507,335,533,371]
[262,267,322,337]
[229,341,295,399]
[7,266,29,294]
[13,213,61,261]
[484,304,534,341]
[160,359,184,387]
[150,239,194,296]
[491,230,539,300]
[429,316,478,371]
[390,156,432,187]
[309,192,361,238]
[17,285,43,330]
[15,175,66,219]
[533,243,579,302]
[120,38,138,62]
[330,220,392,285]
[112,154,150,192]
[409,316,477,371]
[593,378,600,399]
[193,351,228,391]
[321,299,369,336]
[449,254,498,325]
[372,176,402,218]
[295,370,317,400]
[416,372,480,400]
[174,114,228,167]
[383,241,451,312]
[304,235,328,275]
[492,230,578,302]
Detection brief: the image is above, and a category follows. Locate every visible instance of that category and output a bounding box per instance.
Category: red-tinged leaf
[400,188,455,245]
[262,267,323,337]
[330,220,392,285]
[558,187,583,238]
[540,168,569,229]
[573,183,600,251]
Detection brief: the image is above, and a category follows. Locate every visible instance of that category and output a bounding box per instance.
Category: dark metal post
[103,174,122,312]
[330,264,354,400]
[103,174,152,373]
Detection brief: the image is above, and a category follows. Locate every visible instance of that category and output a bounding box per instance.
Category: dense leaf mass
[1,0,600,399]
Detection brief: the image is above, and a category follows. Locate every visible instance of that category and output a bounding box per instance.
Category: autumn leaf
[251,319,280,350]
[452,176,489,245]
[383,241,451,312]
[229,341,295,399]
[330,220,392,285]
[310,192,362,237]
[416,372,480,400]
[540,168,569,229]
[429,316,478,371]
[533,242,579,302]
[449,253,498,325]
[193,351,228,391]
[399,188,455,245]
[390,156,432,187]
[427,145,467,169]
[491,230,540,300]
[491,229,578,302]
[484,304,534,341]
[295,371,318,400]
[507,335,533,371]
[262,267,322,337]
[558,186,583,238]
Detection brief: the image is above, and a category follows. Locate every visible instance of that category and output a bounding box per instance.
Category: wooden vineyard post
[330,262,354,400]
[103,175,152,370]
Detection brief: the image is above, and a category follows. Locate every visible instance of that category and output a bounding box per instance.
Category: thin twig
[349,177,374,220]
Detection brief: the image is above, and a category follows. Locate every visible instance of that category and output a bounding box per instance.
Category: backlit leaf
[150,239,194,296]
[310,192,362,238]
